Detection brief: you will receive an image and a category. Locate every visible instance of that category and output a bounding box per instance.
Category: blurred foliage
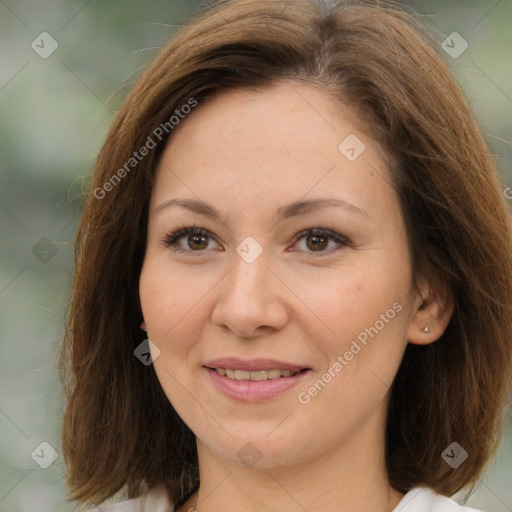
[0,0,510,510]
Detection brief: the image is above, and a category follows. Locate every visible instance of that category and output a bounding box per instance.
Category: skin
[139,81,453,512]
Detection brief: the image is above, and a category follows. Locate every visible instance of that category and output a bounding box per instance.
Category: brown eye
[188,233,209,250]
[164,227,220,253]
[306,234,329,251]
[292,228,349,255]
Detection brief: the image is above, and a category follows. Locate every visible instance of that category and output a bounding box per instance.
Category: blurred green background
[0,0,510,510]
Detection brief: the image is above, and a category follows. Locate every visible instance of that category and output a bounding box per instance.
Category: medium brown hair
[60,0,512,507]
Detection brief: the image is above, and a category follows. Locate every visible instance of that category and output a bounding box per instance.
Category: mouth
[209,367,307,381]
[203,358,312,402]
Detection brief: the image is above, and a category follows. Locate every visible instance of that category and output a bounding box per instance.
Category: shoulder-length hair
[60,0,512,507]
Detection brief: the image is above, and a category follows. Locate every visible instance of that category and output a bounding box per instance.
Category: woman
[60,0,512,511]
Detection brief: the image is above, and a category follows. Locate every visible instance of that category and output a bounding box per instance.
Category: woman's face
[139,82,424,468]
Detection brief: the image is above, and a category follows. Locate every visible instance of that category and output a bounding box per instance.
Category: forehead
[151,82,394,219]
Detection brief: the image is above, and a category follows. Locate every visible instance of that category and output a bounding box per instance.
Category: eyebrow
[153,197,368,221]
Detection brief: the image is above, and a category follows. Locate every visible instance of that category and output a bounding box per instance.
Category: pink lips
[205,357,306,373]
[204,357,311,403]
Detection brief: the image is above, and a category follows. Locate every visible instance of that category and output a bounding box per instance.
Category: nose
[211,247,289,338]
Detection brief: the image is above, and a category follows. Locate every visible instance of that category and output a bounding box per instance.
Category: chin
[194,414,321,469]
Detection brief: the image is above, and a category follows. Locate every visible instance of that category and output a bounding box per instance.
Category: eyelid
[161,225,222,254]
[291,227,349,245]
[289,227,351,255]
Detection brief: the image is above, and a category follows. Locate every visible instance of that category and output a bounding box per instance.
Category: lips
[204,357,307,373]
[215,368,299,380]
[204,357,312,402]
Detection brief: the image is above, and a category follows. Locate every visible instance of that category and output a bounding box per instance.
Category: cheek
[294,308,408,442]
[139,270,173,334]
[139,262,205,409]
[299,265,406,340]
[324,291,410,400]
[139,260,197,348]
[301,264,411,387]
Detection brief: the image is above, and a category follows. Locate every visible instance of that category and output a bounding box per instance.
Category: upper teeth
[215,368,297,380]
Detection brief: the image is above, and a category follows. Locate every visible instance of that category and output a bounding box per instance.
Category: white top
[87,485,483,511]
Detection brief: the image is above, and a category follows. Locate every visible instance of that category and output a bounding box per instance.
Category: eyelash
[161,224,351,256]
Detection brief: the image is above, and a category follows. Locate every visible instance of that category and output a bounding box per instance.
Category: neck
[180,407,404,512]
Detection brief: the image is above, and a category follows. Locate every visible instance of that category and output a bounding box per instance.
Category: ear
[407,272,454,346]
[140,321,147,331]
